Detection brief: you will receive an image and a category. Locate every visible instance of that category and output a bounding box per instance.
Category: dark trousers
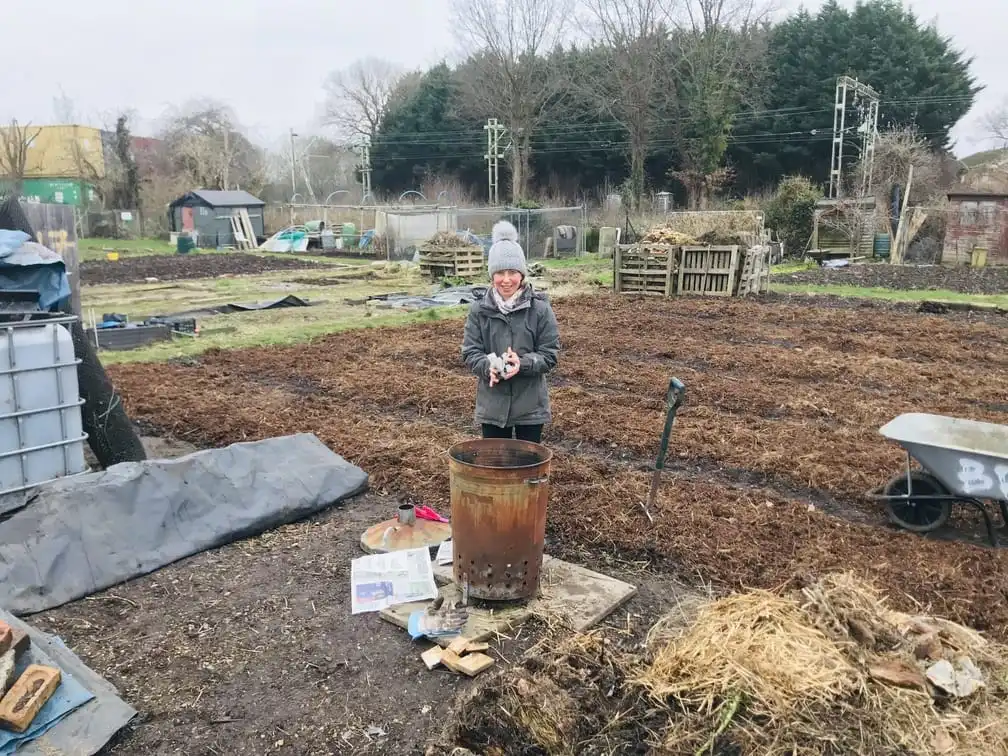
[482,423,544,444]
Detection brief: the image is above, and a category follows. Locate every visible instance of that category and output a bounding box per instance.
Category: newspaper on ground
[351,547,438,615]
[435,539,453,566]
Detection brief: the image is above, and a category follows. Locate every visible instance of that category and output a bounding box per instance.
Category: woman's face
[493,269,523,298]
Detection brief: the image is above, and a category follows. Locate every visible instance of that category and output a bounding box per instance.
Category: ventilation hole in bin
[505,583,511,591]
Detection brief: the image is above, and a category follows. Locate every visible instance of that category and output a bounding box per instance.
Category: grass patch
[771,260,818,275]
[771,282,1008,308]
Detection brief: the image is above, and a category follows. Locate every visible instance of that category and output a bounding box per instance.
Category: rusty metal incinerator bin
[447,438,552,601]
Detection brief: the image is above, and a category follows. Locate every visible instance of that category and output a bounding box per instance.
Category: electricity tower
[358,139,372,200]
[828,75,880,199]
[484,118,506,205]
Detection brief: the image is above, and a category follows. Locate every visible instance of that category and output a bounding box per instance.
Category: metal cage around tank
[0,313,89,498]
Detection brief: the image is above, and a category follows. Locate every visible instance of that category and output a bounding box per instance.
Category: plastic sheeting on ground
[0,609,135,756]
[0,434,369,615]
[369,285,488,310]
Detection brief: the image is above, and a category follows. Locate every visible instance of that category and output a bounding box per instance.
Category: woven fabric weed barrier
[429,573,1008,756]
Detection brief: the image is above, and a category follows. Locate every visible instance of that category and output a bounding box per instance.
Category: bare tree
[577,0,672,209]
[667,0,770,208]
[0,119,43,192]
[324,58,404,142]
[451,0,573,201]
[983,101,1008,149]
[860,126,946,208]
[159,102,266,195]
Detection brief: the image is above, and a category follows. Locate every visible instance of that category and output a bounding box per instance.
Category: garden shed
[942,190,1008,266]
[168,190,265,248]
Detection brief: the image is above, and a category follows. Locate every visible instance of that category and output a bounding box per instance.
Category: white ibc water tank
[0,319,87,496]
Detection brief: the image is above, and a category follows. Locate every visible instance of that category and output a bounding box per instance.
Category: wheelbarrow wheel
[883,471,953,533]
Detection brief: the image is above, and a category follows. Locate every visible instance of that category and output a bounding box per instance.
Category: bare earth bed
[32,293,1008,754]
[80,253,326,285]
[776,262,1008,295]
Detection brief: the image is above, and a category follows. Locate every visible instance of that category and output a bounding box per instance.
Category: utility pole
[484,118,505,205]
[222,129,229,190]
[289,129,298,198]
[358,139,372,200]
[828,75,880,199]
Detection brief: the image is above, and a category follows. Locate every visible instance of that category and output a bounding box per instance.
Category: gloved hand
[407,597,469,640]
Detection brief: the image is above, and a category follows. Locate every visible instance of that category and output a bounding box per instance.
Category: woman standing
[462,221,560,443]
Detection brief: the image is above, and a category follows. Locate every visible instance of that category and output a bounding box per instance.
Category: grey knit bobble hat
[487,220,527,277]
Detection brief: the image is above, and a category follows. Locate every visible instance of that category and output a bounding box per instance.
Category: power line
[362,93,978,147]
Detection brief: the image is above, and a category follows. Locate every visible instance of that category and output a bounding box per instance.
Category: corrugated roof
[186,190,265,207]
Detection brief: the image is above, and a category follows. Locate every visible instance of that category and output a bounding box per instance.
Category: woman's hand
[489,366,500,387]
[503,347,521,380]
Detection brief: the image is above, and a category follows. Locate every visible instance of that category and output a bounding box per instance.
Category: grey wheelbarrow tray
[867,412,1008,546]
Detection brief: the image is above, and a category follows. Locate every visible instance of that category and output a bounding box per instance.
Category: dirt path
[81,254,326,285]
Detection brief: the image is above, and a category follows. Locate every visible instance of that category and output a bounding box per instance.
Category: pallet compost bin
[678,245,741,296]
[613,243,678,295]
[418,245,485,280]
[0,317,87,496]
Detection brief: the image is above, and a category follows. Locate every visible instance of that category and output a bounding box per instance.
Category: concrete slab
[379,555,637,641]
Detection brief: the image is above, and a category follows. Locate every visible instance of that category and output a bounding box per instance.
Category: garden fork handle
[643,378,687,520]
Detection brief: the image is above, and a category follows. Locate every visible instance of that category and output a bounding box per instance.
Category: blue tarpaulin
[0,232,71,310]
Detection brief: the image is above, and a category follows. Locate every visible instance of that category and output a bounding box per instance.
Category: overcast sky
[1,0,1004,157]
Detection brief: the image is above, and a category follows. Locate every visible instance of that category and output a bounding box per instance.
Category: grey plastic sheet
[0,433,368,614]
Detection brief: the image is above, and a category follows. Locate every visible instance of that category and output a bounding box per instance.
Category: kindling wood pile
[616,213,772,298]
[418,231,484,280]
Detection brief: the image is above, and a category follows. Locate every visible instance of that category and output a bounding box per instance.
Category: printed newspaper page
[351,547,438,614]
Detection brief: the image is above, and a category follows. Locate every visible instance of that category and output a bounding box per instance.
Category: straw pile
[430,574,1008,756]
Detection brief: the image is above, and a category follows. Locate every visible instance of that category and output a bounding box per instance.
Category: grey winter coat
[461,285,560,428]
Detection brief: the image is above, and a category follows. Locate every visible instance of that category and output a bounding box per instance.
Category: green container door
[873,233,891,258]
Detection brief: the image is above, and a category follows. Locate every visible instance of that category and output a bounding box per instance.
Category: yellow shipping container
[0,124,106,180]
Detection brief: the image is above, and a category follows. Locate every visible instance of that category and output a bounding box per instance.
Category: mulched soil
[106,294,1008,639]
[776,262,1008,295]
[80,254,325,285]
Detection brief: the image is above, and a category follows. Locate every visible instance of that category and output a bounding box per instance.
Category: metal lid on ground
[360,504,451,554]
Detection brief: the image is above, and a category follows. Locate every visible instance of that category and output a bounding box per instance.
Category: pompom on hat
[487,220,527,277]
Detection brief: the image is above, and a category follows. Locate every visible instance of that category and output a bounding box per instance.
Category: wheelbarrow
[867,412,1008,546]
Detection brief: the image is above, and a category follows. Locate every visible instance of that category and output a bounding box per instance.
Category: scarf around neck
[492,284,527,314]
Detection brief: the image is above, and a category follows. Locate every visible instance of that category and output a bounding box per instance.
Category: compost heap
[429,573,1008,756]
[424,231,475,249]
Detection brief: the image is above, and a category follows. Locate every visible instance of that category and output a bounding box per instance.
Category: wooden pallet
[614,243,678,296]
[418,245,484,279]
[738,246,770,296]
[678,246,740,296]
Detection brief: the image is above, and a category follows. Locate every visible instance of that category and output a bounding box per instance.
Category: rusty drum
[448,438,552,602]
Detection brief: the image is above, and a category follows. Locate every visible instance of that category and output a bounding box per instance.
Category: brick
[0,665,61,732]
[9,629,28,659]
[446,636,470,656]
[421,646,444,671]
[464,641,490,654]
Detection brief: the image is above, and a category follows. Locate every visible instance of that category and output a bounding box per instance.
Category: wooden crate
[678,246,740,296]
[418,245,484,279]
[614,243,678,296]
